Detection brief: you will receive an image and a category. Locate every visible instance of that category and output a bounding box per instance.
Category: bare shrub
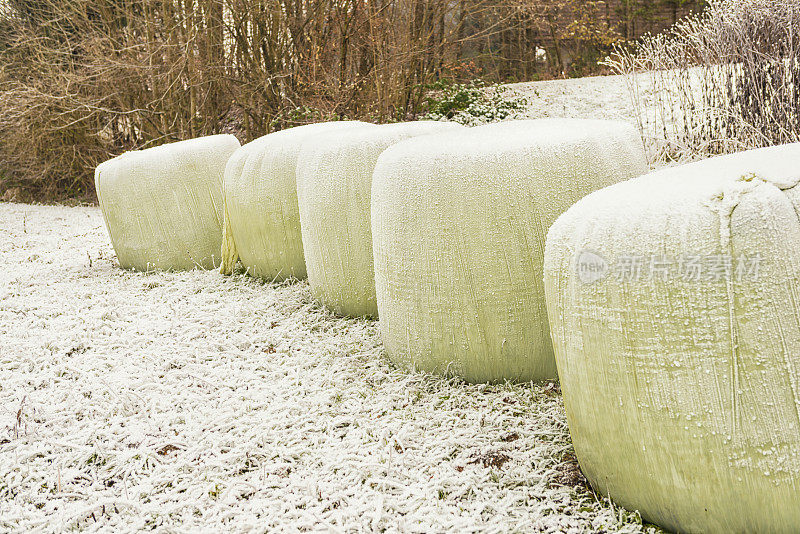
[0,0,704,201]
[0,0,479,201]
[607,0,800,162]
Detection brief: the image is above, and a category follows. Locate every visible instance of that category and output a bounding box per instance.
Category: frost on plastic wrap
[296,121,464,318]
[543,143,800,533]
[94,135,240,271]
[372,119,647,383]
[220,121,372,280]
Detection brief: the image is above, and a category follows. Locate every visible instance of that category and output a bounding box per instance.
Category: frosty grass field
[0,75,660,532]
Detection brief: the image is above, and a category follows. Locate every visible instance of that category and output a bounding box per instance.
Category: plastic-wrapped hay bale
[221,121,373,280]
[371,119,647,383]
[296,121,464,317]
[95,134,240,271]
[543,143,800,533]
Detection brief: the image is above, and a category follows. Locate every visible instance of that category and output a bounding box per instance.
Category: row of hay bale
[94,119,800,533]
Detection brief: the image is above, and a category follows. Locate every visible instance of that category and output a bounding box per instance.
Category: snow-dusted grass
[0,202,658,532]
[509,74,639,123]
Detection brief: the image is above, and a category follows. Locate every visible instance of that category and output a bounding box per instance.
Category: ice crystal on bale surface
[94,135,240,271]
[296,121,463,318]
[220,121,372,279]
[544,142,800,533]
[372,119,647,383]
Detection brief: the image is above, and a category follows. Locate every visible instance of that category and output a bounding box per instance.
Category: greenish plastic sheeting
[296,121,464,318]
[95,134,240,271]
[543,143,800,533]
[220,121,373,280]
[371,119,647,383]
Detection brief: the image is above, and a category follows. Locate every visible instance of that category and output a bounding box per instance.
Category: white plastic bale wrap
[94,135,240,271]
[296,121,464,317]
[543,144,800,533]
[371,119,647,383]
[220,121,373,279]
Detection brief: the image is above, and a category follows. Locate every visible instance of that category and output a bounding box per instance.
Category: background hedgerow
[607,0,800,163]
[0,0,705,203]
